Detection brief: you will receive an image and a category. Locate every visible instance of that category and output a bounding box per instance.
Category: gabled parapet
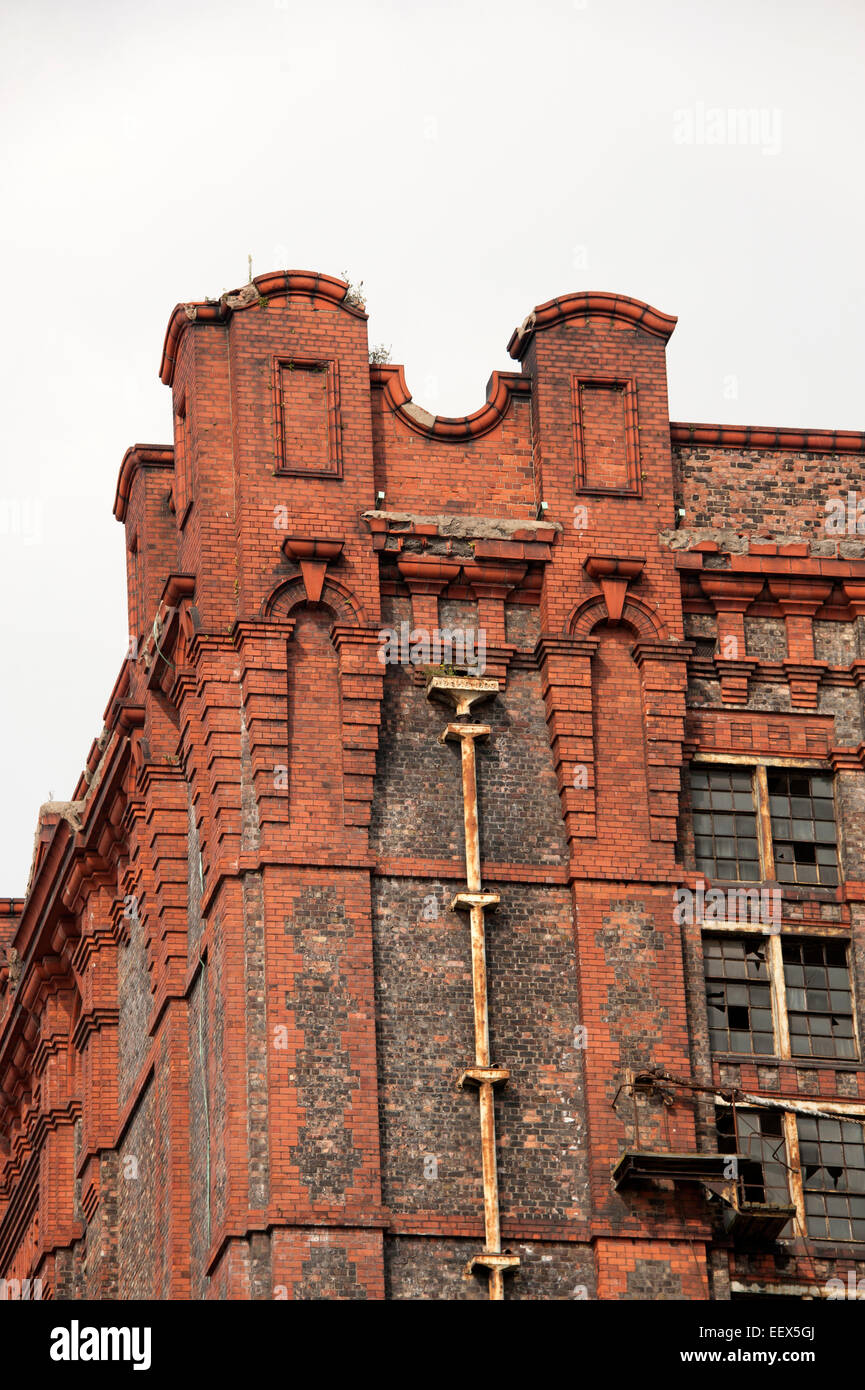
[507,289,678,359]
[158,270,364,387]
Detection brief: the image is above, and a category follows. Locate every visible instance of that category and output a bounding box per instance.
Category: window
[715,1109,865,1243]
[783,940,856,1060]
[717,1108,791,1207]
[691,766,760,881]
[702,934,857,1062]
[798,1116,865,1241]
[767,770,838,886]
[704,936,773,1055]
[689,762,839,886]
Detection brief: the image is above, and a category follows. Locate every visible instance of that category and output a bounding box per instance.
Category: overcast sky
[1,0,863,893]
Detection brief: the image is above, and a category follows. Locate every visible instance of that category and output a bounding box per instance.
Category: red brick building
[2,272,865,1301]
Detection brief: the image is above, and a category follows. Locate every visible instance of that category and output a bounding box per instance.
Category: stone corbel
[426,673,500,717]
[281,536,345,604]
[583,555,646,623]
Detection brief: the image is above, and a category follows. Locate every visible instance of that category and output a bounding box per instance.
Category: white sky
[1,0,863,893]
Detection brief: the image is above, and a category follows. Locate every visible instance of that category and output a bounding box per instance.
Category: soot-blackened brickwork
[117,1083,157,1298]
[117,915,151,1112]
[284,889,364,1204]
[2,274,865,1301]
[384,1235,596,1300]
[370,660,568,868]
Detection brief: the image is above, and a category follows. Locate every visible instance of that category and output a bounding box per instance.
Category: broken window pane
[766,770,839,886]
[799,1116,865,1241]
[704,937,774,1055]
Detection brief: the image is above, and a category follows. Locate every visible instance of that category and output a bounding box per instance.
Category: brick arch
[568,593,666,641]
[263,575,364,625]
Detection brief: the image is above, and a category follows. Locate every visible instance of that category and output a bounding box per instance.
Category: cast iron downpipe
[441,720,519,1300]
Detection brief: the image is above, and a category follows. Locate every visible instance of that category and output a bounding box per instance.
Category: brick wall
[674,444,862,545]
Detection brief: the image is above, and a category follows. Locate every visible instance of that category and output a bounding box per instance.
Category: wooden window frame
[763,766,840,889]
[701,925,860,1065]
[691,763,762,882]
[690,755,841,889]
[703,933,774,1057]
[716,1100,865,1245]
[717,1104,793,1213]
[796,1112,865,1242]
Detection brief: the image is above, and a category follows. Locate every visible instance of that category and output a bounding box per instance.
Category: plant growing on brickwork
[369,343,391,365]
[424,662,459,677]
[341,271,366,309]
